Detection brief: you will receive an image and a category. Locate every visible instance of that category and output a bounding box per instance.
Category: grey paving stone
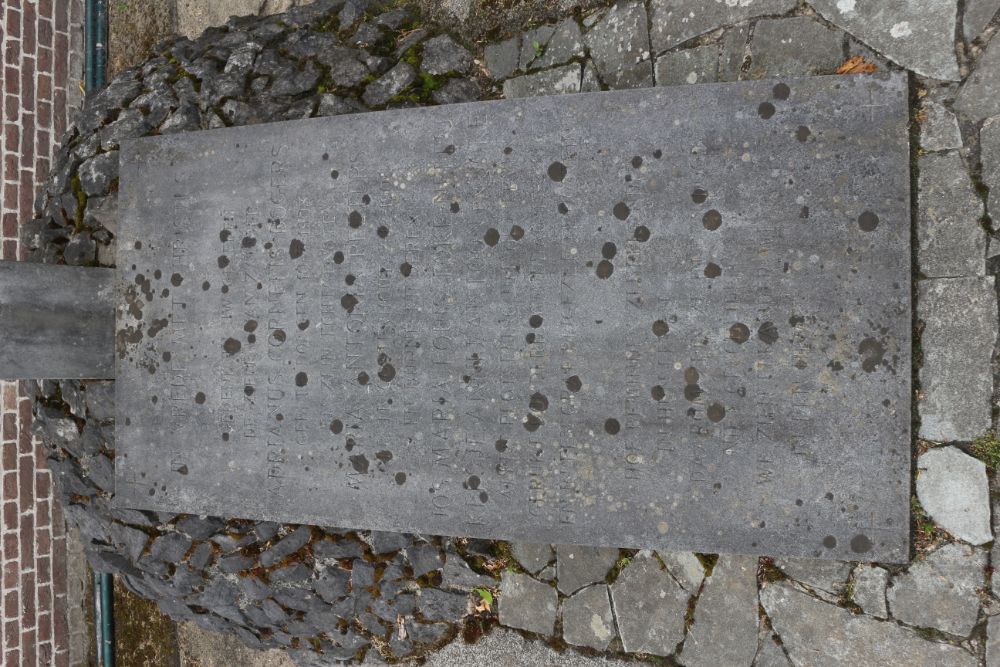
[259,525,312,567]
[916,447,992,545]
[810,0,960,80]
[498,572,558,636]
[649,0,796,54]
[502,63,581,98]
[920,100,964,151]
[609,551,688,656]
[754,631,792,667]
[484,36,519,79]
[917,152,985,277]
[964,0,1000,42]
[917,278,997,443]
[148,532,193,563]
[404,541,443,577]
[988,614,1000,667]
[535,18,585,69]
[417,588,471,622]
[659,551,705,593]
[761,580,978,667]
[420,34,472,76]
[511,543,553,575]
[431,77,479,105]
[851,564,889,619]
[983,116,1000,222]
[748,17,844,79]
[774,558,851,601]
[719,24,750,82]
[361,62,416,107]
[439,553,494,592]
[108,524,149,562]
[654,45,720,86]
[887,542,986,636]
[561,584,616,650]
[79,151,119,197]
[585,0,653,89]
[581,61,601,91]
[555,544,619,594]
[519,24,557,72]
[680,555,758,667]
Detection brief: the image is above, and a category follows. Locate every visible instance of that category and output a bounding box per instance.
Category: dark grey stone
[654,45,720,86]
[316,93,366,117]
[160,103,201,134]
[439,553,494,591]
[431,78,479,105]
[498,572,555,635]
[148,532,193,562]
[352,560,376,591]
[916,152,985,278]
[511,543,552,575]
[420,35,472,76]
[367,529,409,554]
[361,62,416,106]
[314,567,350,603]
[270,62,321,98]
[217,553,255,574]
[0,262,114,380]
[83,381,115,423]
[63,232,97,266]
[405,541,444,577]
[259,525,312,566]
[417,588,470,622]
[79,151,119,197]
[314,538,364,560]
[175,515,225,540]
[187,541,214,570]
[519,25,557,72]
[316,48,370,88]
[535,18,585,69]
[116,74,911,562]
[83,453,115,492]
[59,380,87,417]
[109,523,149,562]
[270,562,314,584]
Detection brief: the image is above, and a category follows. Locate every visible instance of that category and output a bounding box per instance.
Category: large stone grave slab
[114,74,911,562]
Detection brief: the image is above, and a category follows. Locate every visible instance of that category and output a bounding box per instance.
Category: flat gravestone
[114,74,911,562]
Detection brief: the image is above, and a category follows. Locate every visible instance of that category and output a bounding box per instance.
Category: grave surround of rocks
[19,0,1000,664]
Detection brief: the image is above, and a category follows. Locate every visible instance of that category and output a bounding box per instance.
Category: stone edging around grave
[23,0,1000,664]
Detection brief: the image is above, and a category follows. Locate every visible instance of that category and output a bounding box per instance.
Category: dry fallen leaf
[836,55,878,74]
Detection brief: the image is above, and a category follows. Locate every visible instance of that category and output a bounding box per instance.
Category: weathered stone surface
[649,0,796,54]
[754,631,792,667]
[585,1,653,88]
[149,532,193,562]
[917,279,997,443]
[654,45,719,86]
[983,117,1000,222]
[964,0,1000,42]
[423,626,635,666]
[561,584,616,650]
[851,564,888,619]
[417,588,470,622]
[431,78,479,105]
[440,553,494,592]
[519,25,557,72]
[0,263,115,380]
[748,17,844,79]
[502,63,581,97]
[484,36,519,79]
[361,62,416,107]
[956,36,1000,121]
[116,75,911,562]
[810,0,959,80]
[535,18,585,69]
[420,35,472,76]
[988,614,1000,667]
[917,152,985,277]
[887,542,986,636]
[79,151,120,197]
[259,525,312,567]
[680,555,758,667]
[916,447,991,545]
[775,558,852,601]
[556,545,618,594]
[762,581,978,667]
[511,543,553,575]
[919,100,963,152]
[610,552,688,656]
[498,572,557,636]
[660,551,704,593]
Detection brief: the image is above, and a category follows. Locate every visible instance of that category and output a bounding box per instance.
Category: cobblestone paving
[24,0,1000,664]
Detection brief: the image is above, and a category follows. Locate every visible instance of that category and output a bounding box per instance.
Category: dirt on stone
[113,578,182,667]
[108,0,177,77]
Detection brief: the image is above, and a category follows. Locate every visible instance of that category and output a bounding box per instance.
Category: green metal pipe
[101,572,114,667]
[84,0,107,91]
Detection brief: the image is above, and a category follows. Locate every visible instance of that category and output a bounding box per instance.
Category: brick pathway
[2,1,85,665]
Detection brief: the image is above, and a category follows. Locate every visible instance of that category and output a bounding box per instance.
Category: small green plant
[532,40,543,57]
[474,587,493,606]
[971,431,1000,470]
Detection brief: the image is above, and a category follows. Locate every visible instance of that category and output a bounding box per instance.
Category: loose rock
[609,551,687,655]
[887,542,985,636]
[498,572,557,636]
[851,564,889,619]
